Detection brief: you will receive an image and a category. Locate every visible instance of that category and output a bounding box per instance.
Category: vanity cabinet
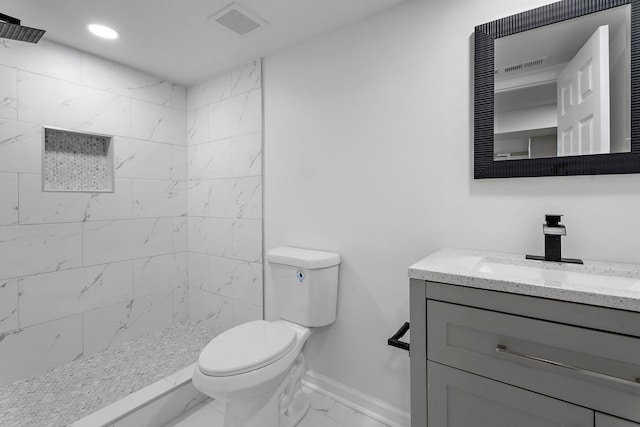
[428,362,593,426]
[409,279,640,427]
[597,414,640,427]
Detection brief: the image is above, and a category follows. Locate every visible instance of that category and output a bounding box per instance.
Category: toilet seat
[198,320,297,377]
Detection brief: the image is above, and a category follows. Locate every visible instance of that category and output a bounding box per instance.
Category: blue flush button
[297,270,305,283]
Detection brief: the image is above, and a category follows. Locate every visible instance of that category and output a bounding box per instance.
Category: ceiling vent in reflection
[495,56,549,77]
[209,3,266,36]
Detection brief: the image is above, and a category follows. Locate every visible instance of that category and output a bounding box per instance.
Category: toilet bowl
[192,320,311,427]
[193,246,340,427]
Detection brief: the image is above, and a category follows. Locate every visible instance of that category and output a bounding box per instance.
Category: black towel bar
[387,322,410,352]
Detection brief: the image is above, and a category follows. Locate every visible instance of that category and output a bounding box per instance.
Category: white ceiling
[1,0,406,86]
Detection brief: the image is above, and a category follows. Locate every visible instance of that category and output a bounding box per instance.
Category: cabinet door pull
[496,344,640,388]
[388,322,410,352]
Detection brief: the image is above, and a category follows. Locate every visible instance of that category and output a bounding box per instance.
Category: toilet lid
[198,320,297,376]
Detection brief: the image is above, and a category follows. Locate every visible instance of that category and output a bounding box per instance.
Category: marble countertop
[409,248,640,312]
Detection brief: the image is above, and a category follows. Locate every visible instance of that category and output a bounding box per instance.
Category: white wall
[186,61,264,334]
[0,39,188,385]
[263,0,640,413]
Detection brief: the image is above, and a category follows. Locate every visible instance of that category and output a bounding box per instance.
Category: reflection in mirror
[493,5,631,161]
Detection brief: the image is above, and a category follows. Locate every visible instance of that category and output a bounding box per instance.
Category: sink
[475,260,640,291]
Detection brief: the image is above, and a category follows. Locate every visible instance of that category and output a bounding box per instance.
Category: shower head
[0,13,45,43]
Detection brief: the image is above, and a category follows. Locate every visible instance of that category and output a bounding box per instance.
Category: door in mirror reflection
[493,4,630,161]
[557,25,610,157]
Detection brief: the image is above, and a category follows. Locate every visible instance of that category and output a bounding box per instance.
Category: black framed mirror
[474,0,640,178]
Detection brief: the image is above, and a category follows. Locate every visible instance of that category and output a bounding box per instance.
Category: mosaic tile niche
[43,127,114,192]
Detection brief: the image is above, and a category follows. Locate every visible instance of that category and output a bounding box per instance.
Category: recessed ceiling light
[87,24,118,40]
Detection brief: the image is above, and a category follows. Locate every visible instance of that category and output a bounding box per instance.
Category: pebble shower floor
[0,323,215,427]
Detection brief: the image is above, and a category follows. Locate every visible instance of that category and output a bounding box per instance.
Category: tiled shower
[0,38,263,387]
[186,61,263,334]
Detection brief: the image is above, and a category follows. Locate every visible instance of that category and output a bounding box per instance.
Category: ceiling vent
[209,3,266,36]
[495,56,549,77]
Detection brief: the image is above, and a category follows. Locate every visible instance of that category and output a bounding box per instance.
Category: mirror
[494,5,631,161]
[474,0,640,178]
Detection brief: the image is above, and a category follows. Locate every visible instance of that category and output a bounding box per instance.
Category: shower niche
[42,127,114,192]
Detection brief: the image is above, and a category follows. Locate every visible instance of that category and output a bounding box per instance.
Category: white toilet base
[216,352,309,427]
[277,352,309,427]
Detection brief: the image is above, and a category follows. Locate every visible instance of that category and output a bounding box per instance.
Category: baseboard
[302,370,410,427]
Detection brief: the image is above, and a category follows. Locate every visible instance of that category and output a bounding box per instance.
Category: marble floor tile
[307,388,337,414]
[327,401,391,427]
[164,400,224,427]
[161,389,391,427]
[298,409,346,427]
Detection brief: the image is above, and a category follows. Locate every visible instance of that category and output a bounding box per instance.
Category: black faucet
[542,214,565,262]
[526,214,583,264]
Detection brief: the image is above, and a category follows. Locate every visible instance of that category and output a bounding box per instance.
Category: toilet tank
[266,246,340,327]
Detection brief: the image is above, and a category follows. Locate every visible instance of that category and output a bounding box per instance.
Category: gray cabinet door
[597,414,640,427]
[427,300,640,423]
[428,361,594,427]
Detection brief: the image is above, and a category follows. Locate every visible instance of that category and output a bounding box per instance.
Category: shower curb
[72,363,206,427]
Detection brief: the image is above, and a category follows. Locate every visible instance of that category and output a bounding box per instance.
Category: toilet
[192,246,341,427]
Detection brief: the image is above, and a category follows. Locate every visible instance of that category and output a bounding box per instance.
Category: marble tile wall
[186,59,264,331]
[0,39,188,386]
